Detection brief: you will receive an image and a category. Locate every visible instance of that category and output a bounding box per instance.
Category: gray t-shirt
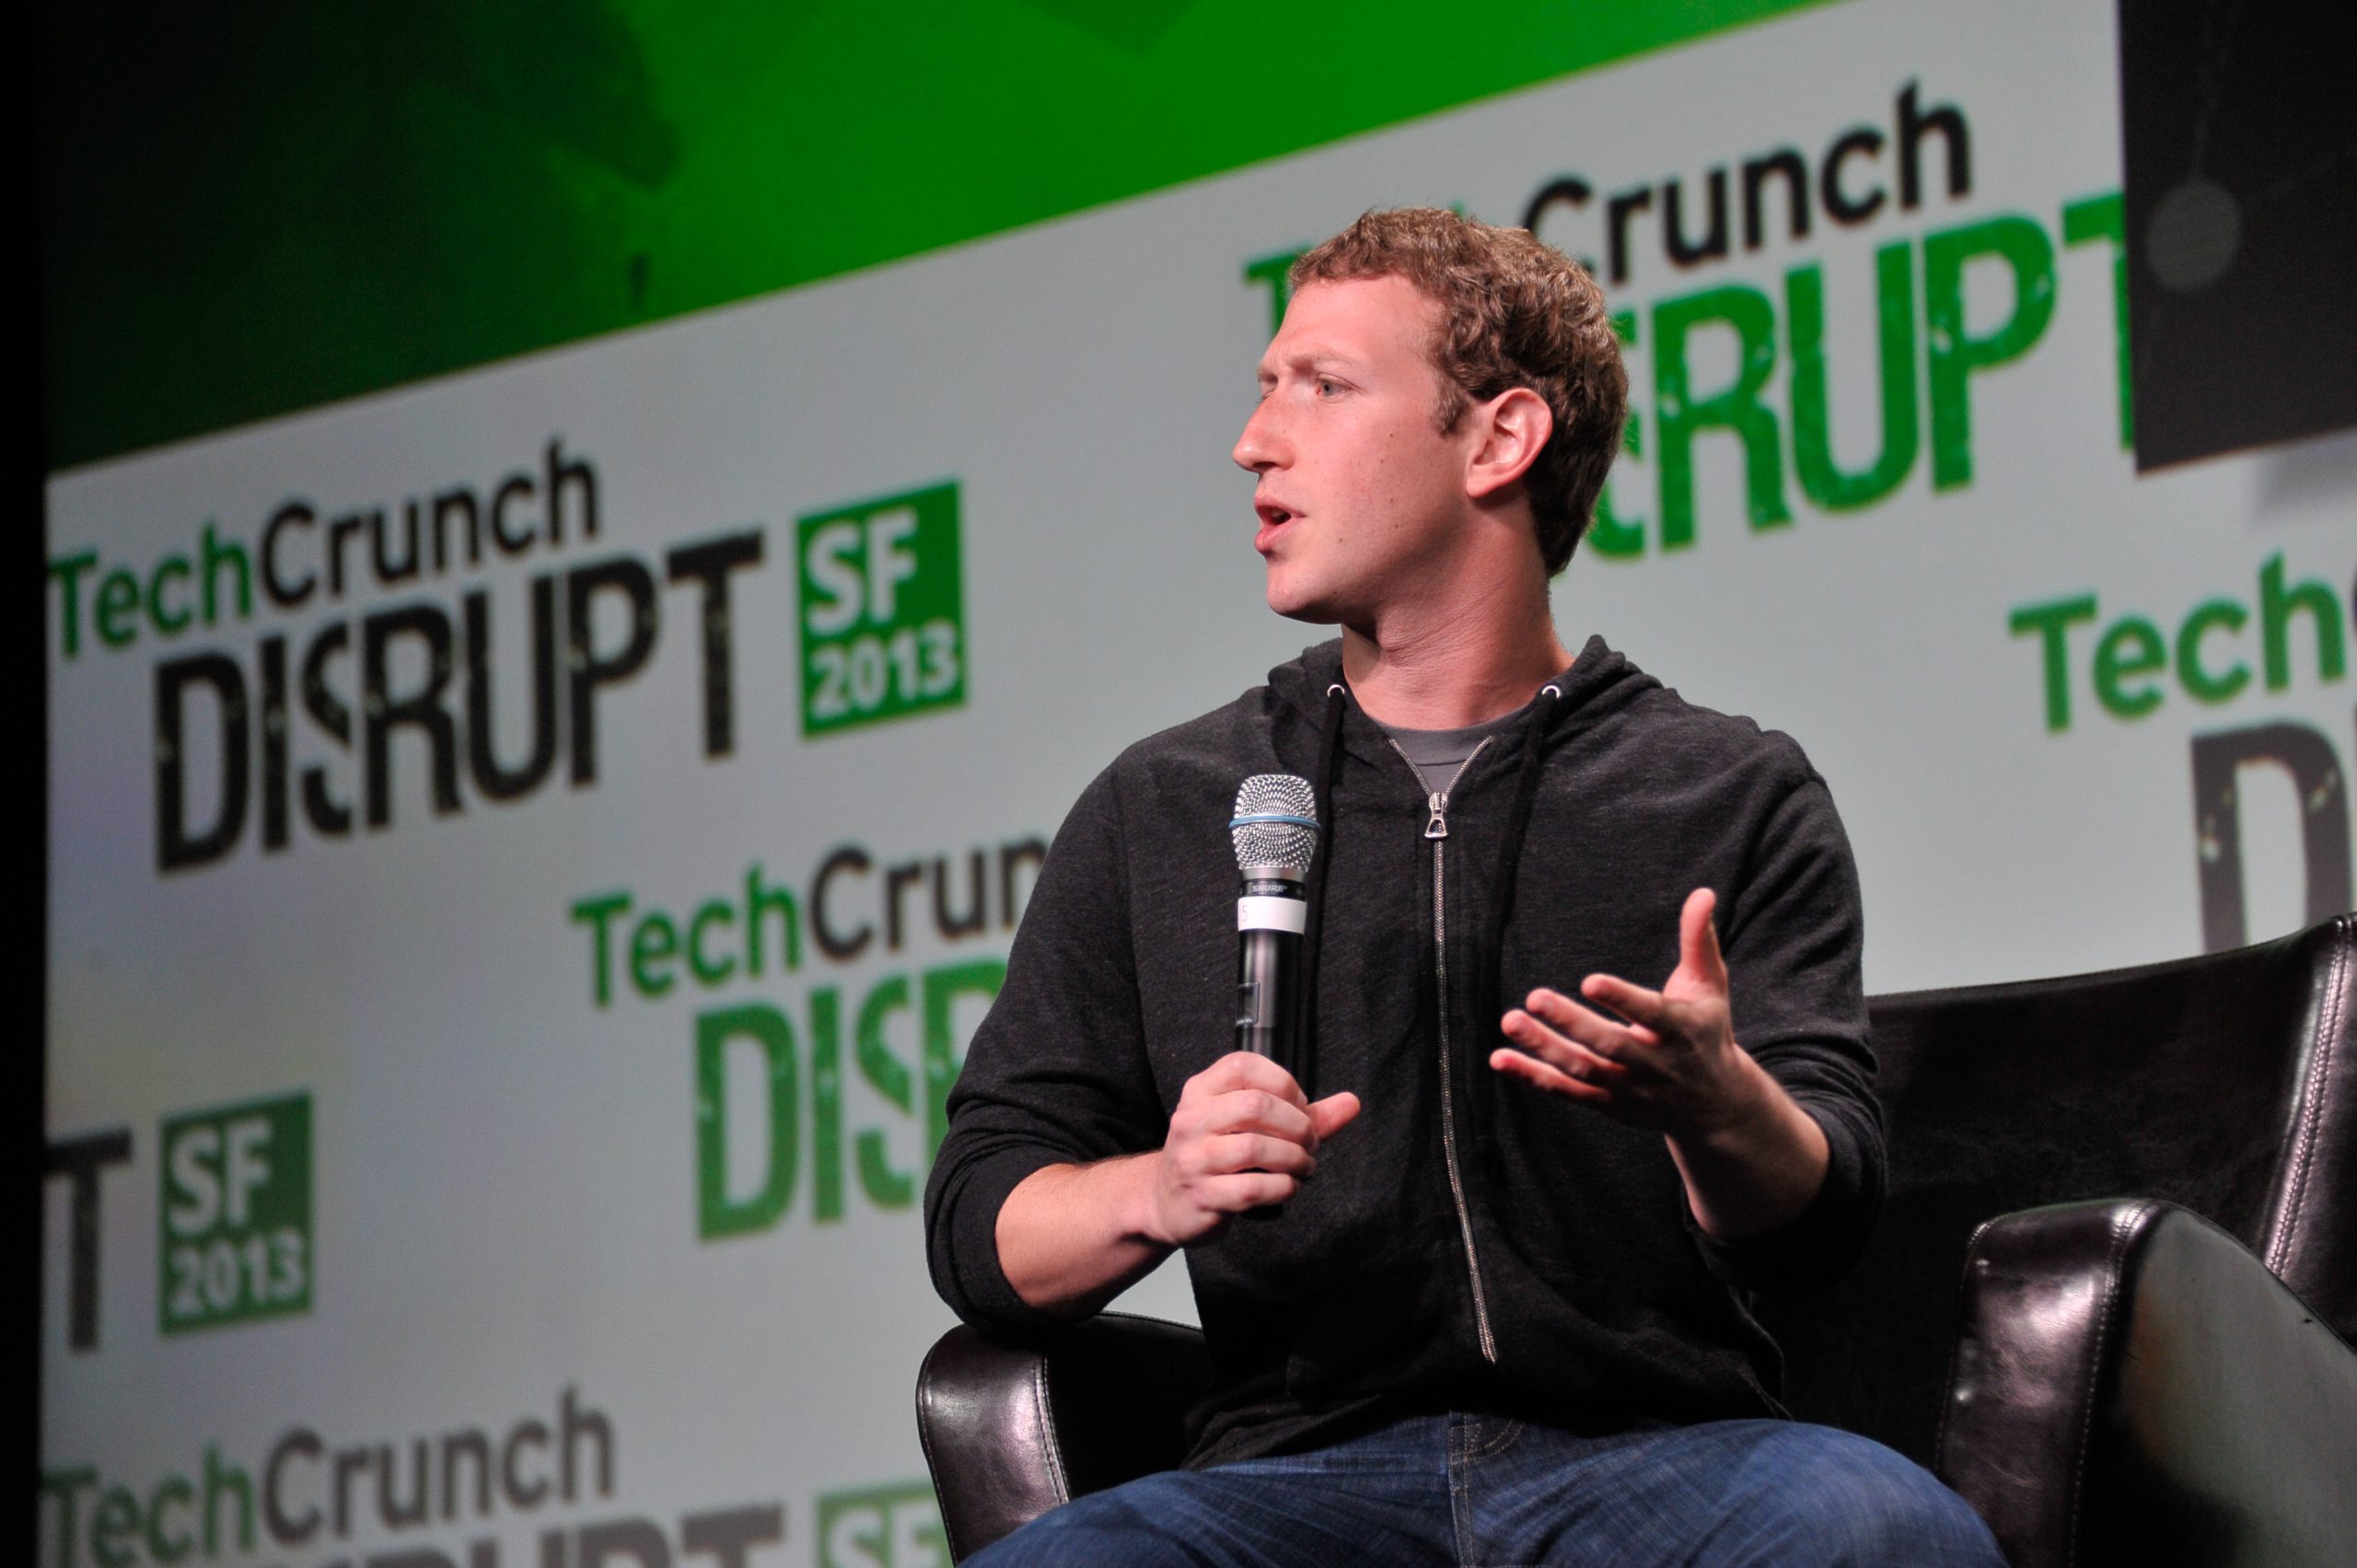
[1374,668,1574,796]
[1380,713,1518,797]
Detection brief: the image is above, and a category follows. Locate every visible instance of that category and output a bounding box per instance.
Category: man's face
[1234,275,1478,625]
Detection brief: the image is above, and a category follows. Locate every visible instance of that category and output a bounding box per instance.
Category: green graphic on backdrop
[37,0,1836,470]
[798,482,967,737]
[157,1093,313,1334]
[817,1481,947,1568]
[694,958,1007,1238]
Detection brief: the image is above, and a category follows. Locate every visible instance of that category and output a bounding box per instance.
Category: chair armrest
[915,1312,1211,1562]
[1936,1199,2357,1568]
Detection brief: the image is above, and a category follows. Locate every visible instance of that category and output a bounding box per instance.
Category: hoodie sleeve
[1697,761,1883,1298]
[923,761,1170,1333]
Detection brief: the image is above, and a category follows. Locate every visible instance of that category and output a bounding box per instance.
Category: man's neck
[1340,589,1573,730]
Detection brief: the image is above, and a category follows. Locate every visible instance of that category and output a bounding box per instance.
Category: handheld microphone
[1230,774,1319,1068]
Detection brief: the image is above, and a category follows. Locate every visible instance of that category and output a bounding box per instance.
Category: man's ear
[1464,388,1553,501]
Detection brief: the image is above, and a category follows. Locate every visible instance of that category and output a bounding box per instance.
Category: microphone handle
[1236,925,1300,1064]
[1235,873,1306,1071]
[1235,876,1306,1223]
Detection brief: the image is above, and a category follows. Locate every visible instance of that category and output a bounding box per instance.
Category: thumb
[1307,1091,1362,1142]
[1677,887,1729,993]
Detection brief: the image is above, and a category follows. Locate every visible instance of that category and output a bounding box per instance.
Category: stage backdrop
[41,3,2354,1566]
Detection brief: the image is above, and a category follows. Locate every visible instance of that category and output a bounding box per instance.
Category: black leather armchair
[918,917,2357,1564]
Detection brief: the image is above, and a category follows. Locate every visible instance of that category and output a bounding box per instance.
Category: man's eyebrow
[1257,347,1365,378]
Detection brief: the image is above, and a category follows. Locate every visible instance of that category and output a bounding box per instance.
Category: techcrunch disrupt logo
[569,836,1041,1239]
[38,1388,784,1568]
[1248,85,2133,562]
[48,447,970,876]
[49,439,758,874]
[2006,546,2357,953]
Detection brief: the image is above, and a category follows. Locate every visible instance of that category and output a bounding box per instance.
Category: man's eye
[1315,378,1341,397]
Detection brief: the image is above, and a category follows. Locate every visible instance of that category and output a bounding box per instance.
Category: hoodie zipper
[1386,736,1499,1364]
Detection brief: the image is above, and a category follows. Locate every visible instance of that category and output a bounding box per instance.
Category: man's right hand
[995,1053,1361,1316]
[1146,1051,1363,1246]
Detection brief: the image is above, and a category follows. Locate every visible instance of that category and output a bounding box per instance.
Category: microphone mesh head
[1231,773,1319,872]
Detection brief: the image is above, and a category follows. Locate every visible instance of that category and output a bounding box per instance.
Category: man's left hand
[1491,887,1749,1137]
[1490,886,1829,1238]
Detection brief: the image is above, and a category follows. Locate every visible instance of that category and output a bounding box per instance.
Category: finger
[1522,987,1654,1055]
[1195,1051,1311,1106]
[1206,1132,1316,1177]
[1200,1088,1317,1144]
[1306,1091,1362,1141]
[1202,1172,1298,1212]
[1576,973,1671,1035]
[1501,1007,1630,1082]
[1489,1047,1614,1105]
[1678,888,1729,993]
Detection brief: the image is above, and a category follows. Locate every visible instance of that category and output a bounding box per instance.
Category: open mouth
[1253,504,1295,554]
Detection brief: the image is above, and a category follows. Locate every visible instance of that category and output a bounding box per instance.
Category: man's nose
[1233,400,1285,472]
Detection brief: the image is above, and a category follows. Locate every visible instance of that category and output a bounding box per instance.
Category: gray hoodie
[925,637,1879,1469]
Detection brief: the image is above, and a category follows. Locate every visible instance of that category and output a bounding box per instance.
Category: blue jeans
[965,1413,2004,1566]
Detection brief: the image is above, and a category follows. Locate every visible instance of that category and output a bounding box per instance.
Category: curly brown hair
[1289,208,1627,575]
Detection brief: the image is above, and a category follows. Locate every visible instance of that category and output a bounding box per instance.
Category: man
[924,208,2001,1565]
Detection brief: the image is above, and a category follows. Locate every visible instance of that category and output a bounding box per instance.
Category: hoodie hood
[1266,634,1660,764]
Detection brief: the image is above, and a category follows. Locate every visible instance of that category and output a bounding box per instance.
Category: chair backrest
[1761,914,2357,1463]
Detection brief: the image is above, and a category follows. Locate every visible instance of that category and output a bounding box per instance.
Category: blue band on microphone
[1229,812,1320,831]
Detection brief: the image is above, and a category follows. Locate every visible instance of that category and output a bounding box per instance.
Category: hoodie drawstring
[1491,684,1562,973]
[1295,681,1350,1098]
[1474,683,1561,1139]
